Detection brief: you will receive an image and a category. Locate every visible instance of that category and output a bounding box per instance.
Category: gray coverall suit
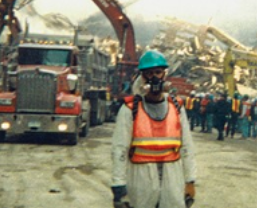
[111,95,197,208]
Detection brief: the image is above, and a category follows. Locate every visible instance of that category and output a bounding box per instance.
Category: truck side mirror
[67,74,78,93]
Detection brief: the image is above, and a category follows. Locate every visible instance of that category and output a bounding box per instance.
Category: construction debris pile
[148,17,257,97]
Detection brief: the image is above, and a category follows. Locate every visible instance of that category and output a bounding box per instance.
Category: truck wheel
[67,132,78,145]
[0,131,6,143]
[79,122,89,138]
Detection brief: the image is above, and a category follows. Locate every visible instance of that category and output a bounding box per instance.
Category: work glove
[111,185,127,202]
[111,186,132,208]
[185,182,195,208]
[185,182,195,198]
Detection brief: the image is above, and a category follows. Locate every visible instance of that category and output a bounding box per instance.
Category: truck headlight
[1,122,10,130]
[58,123,68,131]
[60,101,75,108]
[0,98,12,105]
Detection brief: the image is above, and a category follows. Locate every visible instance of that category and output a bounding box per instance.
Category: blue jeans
[241,117,249,138]
[252,120,257,138]
[206,114,213,132]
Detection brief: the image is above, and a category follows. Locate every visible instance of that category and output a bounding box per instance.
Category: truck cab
[0,41,93,144]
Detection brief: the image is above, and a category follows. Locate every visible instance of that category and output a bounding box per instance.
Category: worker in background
[213,92,230,141]
[194,93,202,128]
[226,92,241,138]
[248,97,255,138]
[111,50,196,208]
[205,93,215,133]
[185,90,196,120]
[239,94,251,139]
[189,92,200,131]
[199,93,209,132]
[250,98,257,139]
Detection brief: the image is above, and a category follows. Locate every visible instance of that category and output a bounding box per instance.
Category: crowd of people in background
[183,90,257,141]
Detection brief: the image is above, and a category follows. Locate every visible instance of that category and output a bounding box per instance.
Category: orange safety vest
[177,96,184,106]
[232,99,240,113]
[200,98,209,114]
[125,96,182,163]
[242,101,251,117]
[185,97,195,110]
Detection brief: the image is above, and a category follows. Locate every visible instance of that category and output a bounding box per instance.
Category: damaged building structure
[148,17,257,98]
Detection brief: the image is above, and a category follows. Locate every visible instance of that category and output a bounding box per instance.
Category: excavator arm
[0,0,21,45]
[92,0,138,100]
[1,0,137,63]
[91,0,137,64]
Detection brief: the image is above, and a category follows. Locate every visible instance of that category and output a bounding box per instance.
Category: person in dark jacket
[250,98,257,138]
[205,94,215,133]
[213,93,231,141]
[199,93,209,132]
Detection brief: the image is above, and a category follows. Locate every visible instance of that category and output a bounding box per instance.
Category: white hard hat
[200,93,205,97]
[190,90,196,95]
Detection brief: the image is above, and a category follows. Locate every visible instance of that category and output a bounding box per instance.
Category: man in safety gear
[213,92,230,141]
[226,91,241,138]
[185,90,196,121]
[239,94,251,139]
[111,50,197,208]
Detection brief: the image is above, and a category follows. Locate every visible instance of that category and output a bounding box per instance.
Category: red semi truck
[0,33,111,144]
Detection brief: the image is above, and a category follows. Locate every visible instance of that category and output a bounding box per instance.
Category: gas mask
[146,76,164,95]
[135,75,172,96]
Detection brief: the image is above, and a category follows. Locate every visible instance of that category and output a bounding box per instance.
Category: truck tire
[0,131,6,142]
[97,99,106,125]
[66,132,78,145]
[79,121,90,138]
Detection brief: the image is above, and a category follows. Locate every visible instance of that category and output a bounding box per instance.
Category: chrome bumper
[0,113,79,134]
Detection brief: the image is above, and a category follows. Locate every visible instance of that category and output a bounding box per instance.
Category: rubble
[148,17,257,98]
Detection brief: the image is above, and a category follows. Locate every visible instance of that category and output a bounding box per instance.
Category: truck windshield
[18,48,72,67]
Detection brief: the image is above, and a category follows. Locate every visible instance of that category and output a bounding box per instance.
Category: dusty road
[0,123,256,208]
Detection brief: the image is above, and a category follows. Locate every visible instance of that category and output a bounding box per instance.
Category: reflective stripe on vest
[232,99,240,113]
[130,101,182,163]
[185,97,195,110]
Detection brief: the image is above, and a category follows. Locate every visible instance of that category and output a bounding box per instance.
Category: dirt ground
[0,123,256,208]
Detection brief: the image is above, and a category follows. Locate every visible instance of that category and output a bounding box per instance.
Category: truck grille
[16,70,56,113]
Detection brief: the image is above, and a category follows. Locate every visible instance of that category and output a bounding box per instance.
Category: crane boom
[91,0,137,64]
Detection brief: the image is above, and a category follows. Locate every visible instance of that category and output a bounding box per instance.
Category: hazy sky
[28,0,256,24]
[13,0,257,45]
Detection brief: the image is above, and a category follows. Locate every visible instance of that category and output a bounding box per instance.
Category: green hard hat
[234,91,239,96]
[138,50,169,71]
